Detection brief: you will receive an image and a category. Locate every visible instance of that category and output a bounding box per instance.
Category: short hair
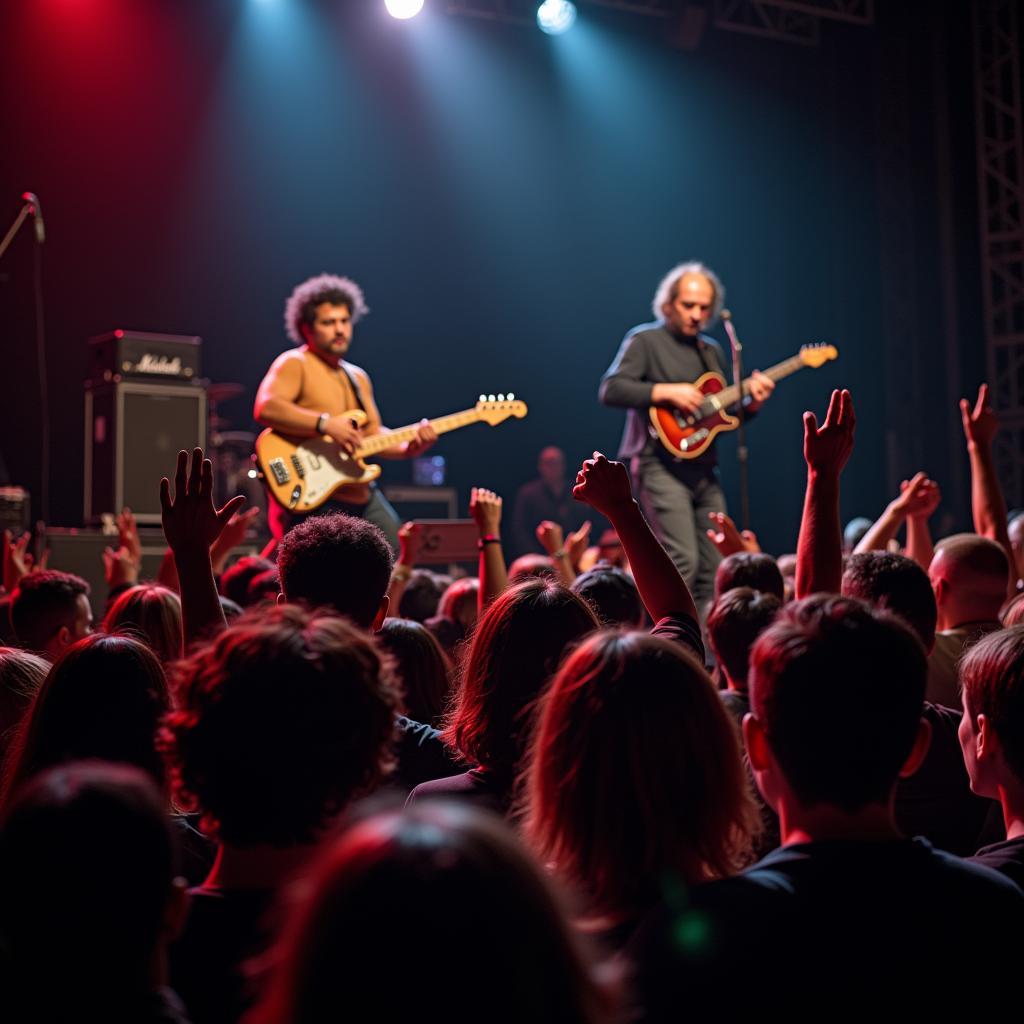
[714,552,785,602]
[102,584,183,663]
[524,631,756,916]
[842,552,938,649]
[249,802,610,1024]
[932,534,1010,610]
[219,556,275,608]
[0,647,49,747]
[398,570,446,623]
[750,595,927,813]
[1,634,171,806]
[284,273,369,345]
[443,579,598,773]
[707,587,782,688]
[0,762,179,1007]
[10,570,90,653]
[378,618,453,728]
[162,605,401,847]
[508,553,557,583]
[437,577,479,625]
[651,261,725,323]
[247,567,281,605]
[960,625,1024,784]
[571,566,643,626]
[277,513,394,627]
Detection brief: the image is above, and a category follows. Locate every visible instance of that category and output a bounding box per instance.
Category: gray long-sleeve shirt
[599,321,727,465]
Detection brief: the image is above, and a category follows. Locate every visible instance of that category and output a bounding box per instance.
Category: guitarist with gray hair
[600,261,775,603]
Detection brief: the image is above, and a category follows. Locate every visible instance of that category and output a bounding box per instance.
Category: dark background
[0,0,994,554]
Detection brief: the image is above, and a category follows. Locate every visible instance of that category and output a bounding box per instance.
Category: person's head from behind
[277,513,394,630]
[102,584,183,663]
[162,605,400,849]
[219,555,275,608]
[250,801,609,1024]
[378,618,452,727]
[10,570,92,660]
[843,516,874,554]
[713,552,785,602]
[437,577,479,629]
[398,570,446,623]
[525,631,756,916]
[571,566,643,627]
[707,587,782,692]
[0,761,186,1005]
[842,551,938,651]
[1009,512,1024,576]
[508,553,557,583]
[1,634,170,806]
[958,626,1024,803]
[247,567,281,606]
[746,596,930,821]
[929,534,1010,629]
[0,647,48,751]
[444,579,598,775]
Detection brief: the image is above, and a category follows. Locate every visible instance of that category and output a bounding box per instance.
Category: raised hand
[397,520,424,567]
[960,383,997,449]
[3,530,34,592]
[893,472,941,521]
[566,520,592,567]
[102,544,139,589]
[160,448,247,561]
[535,520,566,556]
[116,507,143,571]
[706,511,760,556]
[470,487,503,537]
[573,452,635,517]
[803,389,856,476]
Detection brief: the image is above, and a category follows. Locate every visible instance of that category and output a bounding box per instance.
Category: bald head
[929,534,1009,627]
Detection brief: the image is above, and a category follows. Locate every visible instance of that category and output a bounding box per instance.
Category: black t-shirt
[394,715,464,791]
[971,835,1024,890]
[406,766,512,815]
[629,836,1024,1019]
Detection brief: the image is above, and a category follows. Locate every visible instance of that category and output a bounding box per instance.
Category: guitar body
[255,410,380,513]
[649,371,739,459]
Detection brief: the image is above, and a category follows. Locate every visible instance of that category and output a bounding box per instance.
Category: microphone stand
[721,310,750,532]
[0,201,34,262]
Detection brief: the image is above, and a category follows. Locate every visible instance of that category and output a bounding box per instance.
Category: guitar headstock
[799,343,839,368]
[476,393,528,425]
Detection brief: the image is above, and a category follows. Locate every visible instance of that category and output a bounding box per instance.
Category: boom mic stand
[0,198,35,262]
[720,309,750,532]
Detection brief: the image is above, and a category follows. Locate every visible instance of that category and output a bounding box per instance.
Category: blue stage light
[385,0,425,19]
[537,0,576,35]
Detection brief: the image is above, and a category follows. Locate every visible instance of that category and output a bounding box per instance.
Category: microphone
[21,192,45,244]
[720,308,732,321]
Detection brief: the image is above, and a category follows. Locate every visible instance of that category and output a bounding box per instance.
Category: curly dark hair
[10,570,90,654]
[284,274,369,344]
[161,606,401,847]
[277,513,394,628]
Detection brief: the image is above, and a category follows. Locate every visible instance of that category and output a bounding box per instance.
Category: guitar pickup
[269,458,290,485]
[290,454,306,479]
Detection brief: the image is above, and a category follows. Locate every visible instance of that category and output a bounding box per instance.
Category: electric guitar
[649,344,838,459]
[255,395,528,512]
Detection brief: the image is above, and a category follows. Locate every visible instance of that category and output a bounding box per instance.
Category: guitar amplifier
[89,330,201,384]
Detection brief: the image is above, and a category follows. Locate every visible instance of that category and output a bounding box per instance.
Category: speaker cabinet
[85,382,207,524]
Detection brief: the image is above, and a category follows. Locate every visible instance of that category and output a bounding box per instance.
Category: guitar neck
[357,408,482,457]
[714,355,807,408]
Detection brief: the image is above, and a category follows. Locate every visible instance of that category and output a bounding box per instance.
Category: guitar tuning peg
[488,394,495,402]
[479,394,486,402]
[498,393,505,402]
[508,392,514,400]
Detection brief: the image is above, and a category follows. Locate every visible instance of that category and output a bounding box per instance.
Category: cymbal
[207,382,244,403]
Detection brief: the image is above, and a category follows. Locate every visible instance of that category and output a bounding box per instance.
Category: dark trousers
[632,454,725,606]
[267,485,401,553]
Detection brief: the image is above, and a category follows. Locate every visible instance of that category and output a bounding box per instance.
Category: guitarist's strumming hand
[651,382,704,415]
[323,414,363,456]
[746,370,775,413]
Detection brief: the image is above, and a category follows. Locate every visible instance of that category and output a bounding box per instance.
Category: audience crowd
[2,382,1024,1021]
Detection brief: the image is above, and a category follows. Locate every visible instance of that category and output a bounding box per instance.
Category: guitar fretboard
[356,409,482,456]
[707,355,809,411]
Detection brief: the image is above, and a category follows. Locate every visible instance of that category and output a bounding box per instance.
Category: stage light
[537,0,576,35]
[385,0,425,19]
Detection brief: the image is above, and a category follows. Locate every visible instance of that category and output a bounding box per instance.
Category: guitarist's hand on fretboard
[746,370,776,412]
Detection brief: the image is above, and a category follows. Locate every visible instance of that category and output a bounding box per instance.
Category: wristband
[316,412,329,435]
[478,535,502,550]
[551,548,568,560]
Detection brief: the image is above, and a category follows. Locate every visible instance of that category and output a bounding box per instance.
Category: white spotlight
[385,0,424,19]
[537,0,576,35]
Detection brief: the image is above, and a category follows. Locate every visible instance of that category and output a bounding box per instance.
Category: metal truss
[974,0,1024,505]
[712,0,817,45]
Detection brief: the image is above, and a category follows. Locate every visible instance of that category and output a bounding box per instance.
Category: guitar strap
[337,363,367,414]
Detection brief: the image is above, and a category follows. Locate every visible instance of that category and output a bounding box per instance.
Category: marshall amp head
[89,330,201,384]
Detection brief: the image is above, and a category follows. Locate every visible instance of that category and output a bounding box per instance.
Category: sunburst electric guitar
[256,395,528,513]
[649,344,838,459]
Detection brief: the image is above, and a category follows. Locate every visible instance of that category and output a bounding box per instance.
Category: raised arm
[160,448,246,651]
[961,383,1016,592]
[795,390,856,599]
[470,488,508,611]
[573,452,698,624]
[535,521,577,586]
[854,472,940,569]
[387,521,423,613]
